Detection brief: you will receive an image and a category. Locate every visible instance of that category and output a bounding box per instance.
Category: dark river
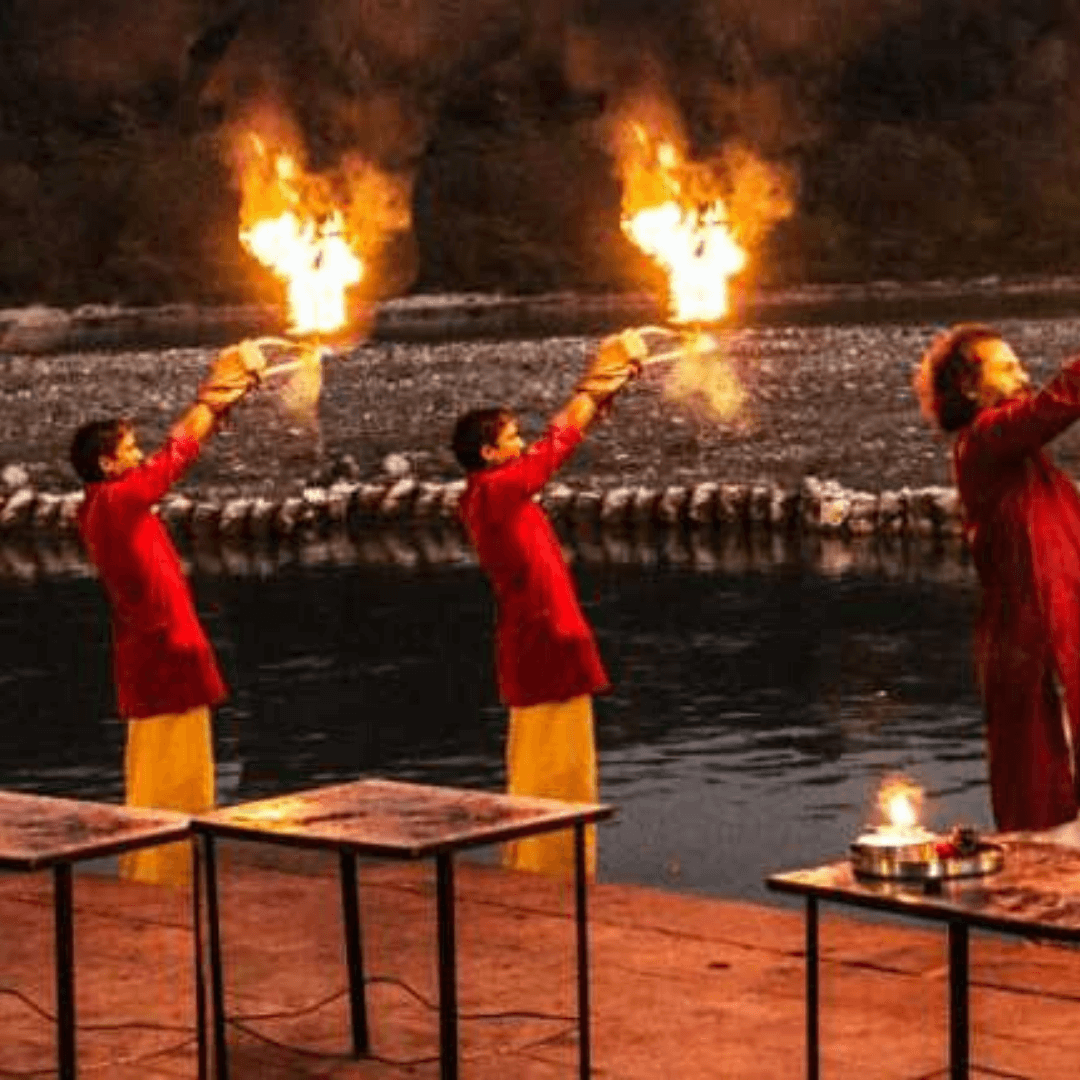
[0,529,987,903]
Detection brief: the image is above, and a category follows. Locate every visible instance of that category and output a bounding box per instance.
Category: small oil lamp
[849,775,1003,882]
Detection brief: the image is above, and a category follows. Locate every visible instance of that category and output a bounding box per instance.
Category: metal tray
[850,839,1004,882]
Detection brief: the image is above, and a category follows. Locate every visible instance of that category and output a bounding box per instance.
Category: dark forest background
[3,0,1080,308]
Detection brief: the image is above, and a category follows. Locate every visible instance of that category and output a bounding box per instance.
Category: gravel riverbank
[5,299,1080,504]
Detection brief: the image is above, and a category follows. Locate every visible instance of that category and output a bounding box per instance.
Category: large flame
[620,129,746,324]
[238,137,363,335]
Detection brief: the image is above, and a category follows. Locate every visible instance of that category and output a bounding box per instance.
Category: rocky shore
[3,286,1080,559]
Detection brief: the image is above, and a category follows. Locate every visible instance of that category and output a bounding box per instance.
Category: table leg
[435,852,458,1080]
[54,863,76,1080]
[806,896,819,1080]
[574,821,592,1080]
[202,833,229,1080]
[338,850,370,1056]
[192,837,208,1080]
[948,920,969,1080]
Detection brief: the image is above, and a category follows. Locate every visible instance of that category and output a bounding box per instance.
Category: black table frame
[193,785,611,1080]
[767,865,1080,1080]
[0,799,197,1080]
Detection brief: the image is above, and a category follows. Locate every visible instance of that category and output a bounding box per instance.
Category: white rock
[382,453,411,479]
[1,464,29,490]
[0,487,35,528]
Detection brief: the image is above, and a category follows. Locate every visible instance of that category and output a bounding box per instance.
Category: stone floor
[3,840,1080,1078]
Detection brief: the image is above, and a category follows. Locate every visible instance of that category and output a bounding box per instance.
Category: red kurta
[458,421,609,707]
[77,433,227,720]
[954,356,1080,830]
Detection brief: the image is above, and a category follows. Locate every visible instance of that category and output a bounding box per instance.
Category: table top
[193,778,615,857]
[0,790,191,870]
[767,838,1080,942]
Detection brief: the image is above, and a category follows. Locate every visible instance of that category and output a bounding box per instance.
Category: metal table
[192,778,614,1080]
[0,790,195,1080]
[767,838,1080,1080]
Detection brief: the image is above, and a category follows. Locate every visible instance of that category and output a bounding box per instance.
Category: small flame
[620,126,746,324]
[876,775,924,832]
[664,331,746,421]
[238,137,363,335]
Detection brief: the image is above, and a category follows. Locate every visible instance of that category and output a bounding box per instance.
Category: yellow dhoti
[119,705,215,887]
[503,694,597,878]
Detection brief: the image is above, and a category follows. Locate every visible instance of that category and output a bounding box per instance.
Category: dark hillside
[4,1,1080,305]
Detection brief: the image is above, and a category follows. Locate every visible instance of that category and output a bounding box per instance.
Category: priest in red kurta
[916,323,1080,832]
[70,343,265,883]
[452,331,646,876]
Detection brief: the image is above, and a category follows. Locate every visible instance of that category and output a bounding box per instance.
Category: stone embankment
[0,474,963,550]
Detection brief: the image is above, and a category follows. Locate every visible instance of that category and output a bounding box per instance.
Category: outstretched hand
[197,340,268,415]
[574,329,649,404]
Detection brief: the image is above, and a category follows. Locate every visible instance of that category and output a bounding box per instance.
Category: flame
[238,137,363,335]
[620,127,746,324]
[876,775,924,831]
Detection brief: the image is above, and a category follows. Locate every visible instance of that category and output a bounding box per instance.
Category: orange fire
[238,137,363,336]
[620,128,746,324]
[876,775,925,833]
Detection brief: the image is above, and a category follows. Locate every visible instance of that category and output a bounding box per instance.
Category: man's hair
[451,407,514,472]
[914,323,1003,432]
[69,419,129,483]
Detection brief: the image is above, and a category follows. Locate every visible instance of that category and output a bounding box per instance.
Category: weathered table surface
[0,789,190,871]
[192,778,614,856]
[769,837,1080,941]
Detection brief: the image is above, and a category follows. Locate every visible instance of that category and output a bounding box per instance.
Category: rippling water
[0,540,988,902]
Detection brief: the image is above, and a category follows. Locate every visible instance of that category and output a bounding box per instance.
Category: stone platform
[2,841,1080,1078]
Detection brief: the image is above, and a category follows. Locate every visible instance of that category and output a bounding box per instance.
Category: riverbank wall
[0,474,963,545]
[0,475,973,585]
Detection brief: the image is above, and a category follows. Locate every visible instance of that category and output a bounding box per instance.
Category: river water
[0,531,986,902]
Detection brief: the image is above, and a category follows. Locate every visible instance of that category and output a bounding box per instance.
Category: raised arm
[965,356,1080,464]
[112,434,203,508]
[170,341,267,444]
[169,401,218,445]
[116,341,268,510]
[486,330,648,504]
[554,329,647,434]
[550,390,600,435]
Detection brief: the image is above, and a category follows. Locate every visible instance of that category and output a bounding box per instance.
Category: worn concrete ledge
[3,854,1080,1079]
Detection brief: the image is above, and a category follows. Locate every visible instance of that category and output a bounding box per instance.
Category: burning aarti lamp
[628,324,723,370]
[849,777,1004,883]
